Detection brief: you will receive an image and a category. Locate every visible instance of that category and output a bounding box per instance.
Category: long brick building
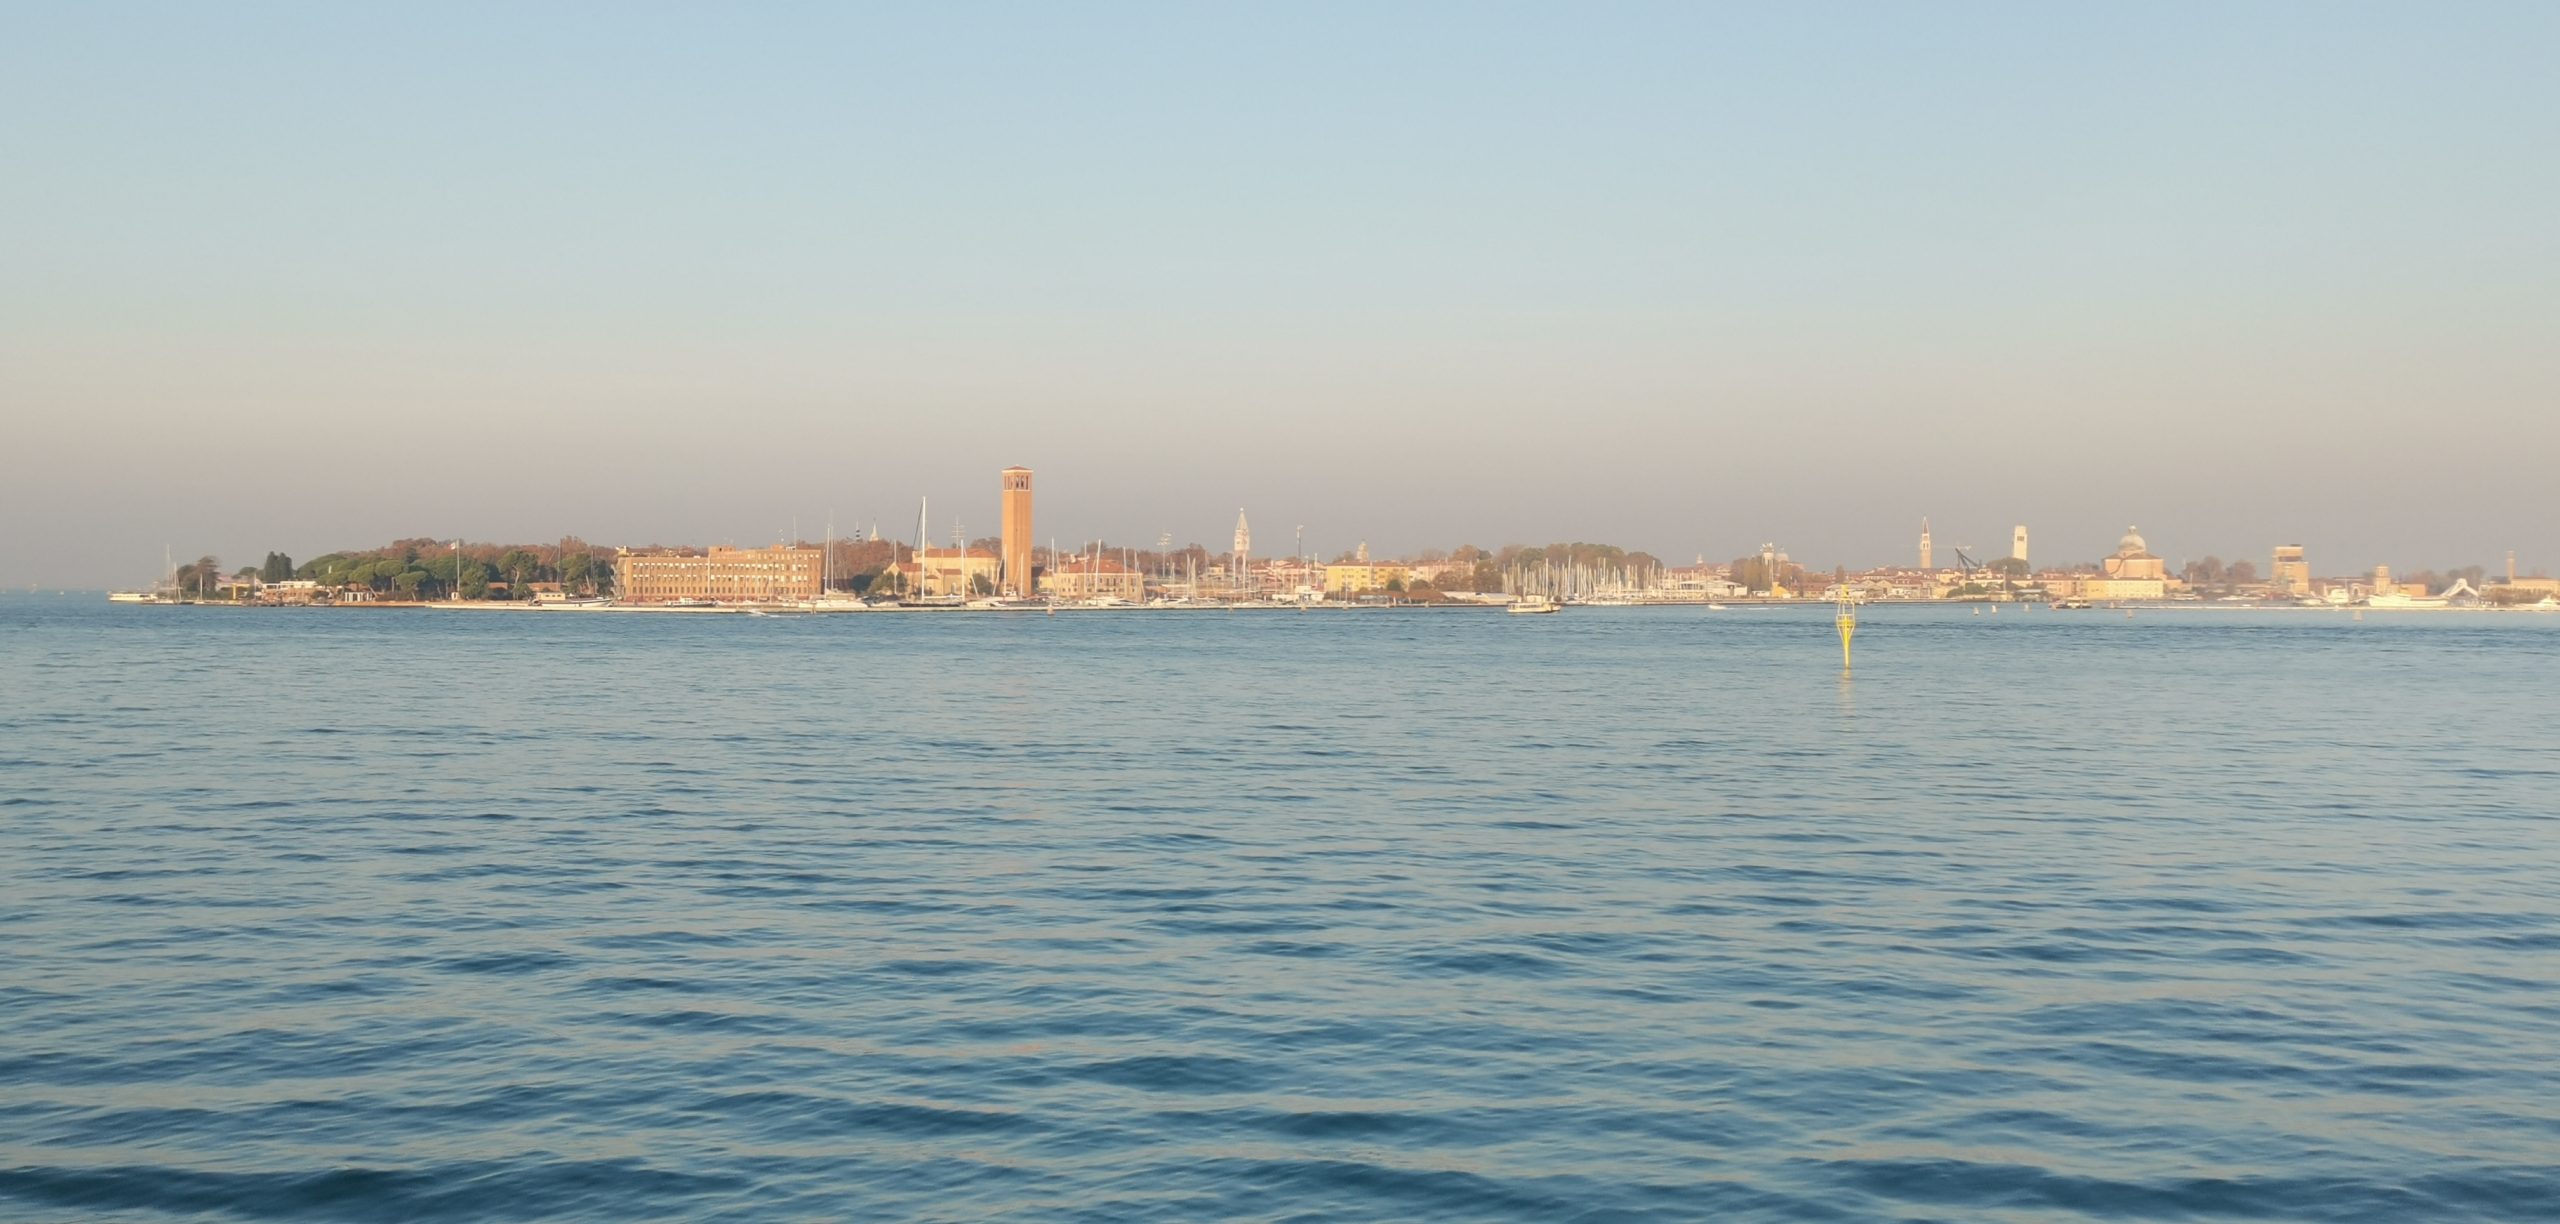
[615,546,823,604]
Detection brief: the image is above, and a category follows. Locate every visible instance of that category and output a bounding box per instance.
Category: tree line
[161,538,624,601]
[294,538,621,599]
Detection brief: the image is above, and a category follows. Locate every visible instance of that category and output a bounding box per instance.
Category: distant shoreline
[77,597,2560,617]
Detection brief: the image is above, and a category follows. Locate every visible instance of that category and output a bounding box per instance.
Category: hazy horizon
[8,4,2556,587]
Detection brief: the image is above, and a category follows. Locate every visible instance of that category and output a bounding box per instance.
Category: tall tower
[2273,545,2309,595]
[999,467,1033,596]
[1233,509,1251,578]
[1919,518,1933,570]
[2011,524,2029,565]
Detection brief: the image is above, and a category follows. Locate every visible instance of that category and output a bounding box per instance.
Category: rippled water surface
[4,595,2557,1221]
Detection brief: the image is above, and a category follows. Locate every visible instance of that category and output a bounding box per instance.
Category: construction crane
[1952,546,1981,584]
[1952,544,2023,598]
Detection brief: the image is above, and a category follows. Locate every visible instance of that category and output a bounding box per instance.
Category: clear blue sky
[5,3,2555,585]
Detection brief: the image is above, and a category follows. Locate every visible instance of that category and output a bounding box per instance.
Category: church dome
[2118,526,2148,556]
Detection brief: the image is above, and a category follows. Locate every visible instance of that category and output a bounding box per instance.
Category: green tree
[498,549,541,594]
[261,552,294,583]
[392,571,425,600]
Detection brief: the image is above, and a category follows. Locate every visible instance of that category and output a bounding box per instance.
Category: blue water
[4,595,2557,1222]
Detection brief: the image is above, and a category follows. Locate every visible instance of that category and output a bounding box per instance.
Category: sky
[5,3,2556,586]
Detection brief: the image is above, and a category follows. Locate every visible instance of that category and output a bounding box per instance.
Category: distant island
[117,532,2558,612]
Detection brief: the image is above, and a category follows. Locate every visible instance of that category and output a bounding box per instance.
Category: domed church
[2081,526,2170,599]
[2104,527,2168,581]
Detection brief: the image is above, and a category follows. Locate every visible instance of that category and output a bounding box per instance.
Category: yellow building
[1321,562,1410,595]
[2091,527,2168,599]
[616,546,824,604]
[898,547,1000,598]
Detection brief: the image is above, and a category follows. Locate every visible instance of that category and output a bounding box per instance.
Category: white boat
[1508,596,1560,615]
[106,591,161,603]
[2366,592,2449,610]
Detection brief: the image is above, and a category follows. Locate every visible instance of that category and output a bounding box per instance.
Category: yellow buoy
[1836,590,1858,671]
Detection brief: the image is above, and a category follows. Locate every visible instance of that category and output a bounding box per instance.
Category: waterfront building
[1264,558,1323,596]
[2368,564,2424,598]
[1000,467,1034,597]
[1322,561,1411,595]
[2078,527,2169,600]
[2488,552,2559,600]
[898,547,1000,598]
[1040,557,1145,601]
[243,579,324,604]
[616,546,824,604]
[2273,545,2310,596]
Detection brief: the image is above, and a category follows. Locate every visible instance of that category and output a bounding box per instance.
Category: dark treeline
[286,538,621,600]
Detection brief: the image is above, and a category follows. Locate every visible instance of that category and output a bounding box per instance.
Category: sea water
[3,596,2555,1221]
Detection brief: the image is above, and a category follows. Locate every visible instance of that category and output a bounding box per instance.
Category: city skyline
[8,6,2558,586]
[104,490,2560,596]
[38,474,2559,591]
